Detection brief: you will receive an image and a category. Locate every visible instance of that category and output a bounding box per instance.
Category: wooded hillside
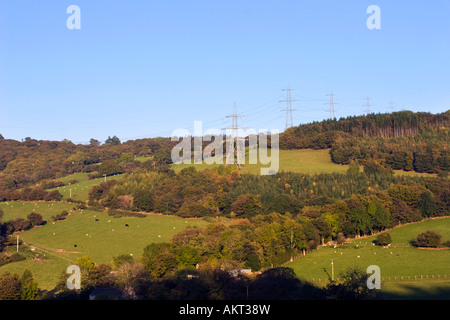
[280,110,450,173]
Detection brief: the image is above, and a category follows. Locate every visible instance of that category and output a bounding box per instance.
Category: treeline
[168,213,319,271]
[49,254,376,300]
[0,135,175,192]
[0,209,46,252]
[280,110,450,173]
[47,262,378,301]
[0,186,62,202]
[1,263,377,300]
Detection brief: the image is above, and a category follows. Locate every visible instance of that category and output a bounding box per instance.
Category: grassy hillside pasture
[172,148,436,177]
[287,217,450,299]
[0,202,213,290]
[0,201,76,222]
[48,174,124,202]
[57,172,91,184]
[171,149,348,174]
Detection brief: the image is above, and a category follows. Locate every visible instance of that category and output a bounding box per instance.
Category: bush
[0,253,10,267]
[88,173,102,180]
[9,253,25,263]
[41,180,65,189]
[75,203,87,210]
[336,232,346,245]
[0,271,21,300]
[11,218,32,232]
[27,212,45,227]
[51,210,69,222]
[375,233,391,246]
[412,230,442,248]
[107,209,146,218]
[112,254,134,269]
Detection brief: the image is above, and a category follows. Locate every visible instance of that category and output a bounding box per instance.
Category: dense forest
[280,110,450,173]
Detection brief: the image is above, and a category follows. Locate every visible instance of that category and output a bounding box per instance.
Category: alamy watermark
[367,5,381,30]
[367,265,381,290]
[66,265,81,290]
[65,5,380,31]
[66,5,81,30]
[171,121,279,176]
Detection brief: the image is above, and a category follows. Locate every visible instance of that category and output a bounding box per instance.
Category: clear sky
[1,0,449,144]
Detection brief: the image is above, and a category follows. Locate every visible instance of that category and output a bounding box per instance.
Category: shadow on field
[43,266,450,301]
[380,282,450,300]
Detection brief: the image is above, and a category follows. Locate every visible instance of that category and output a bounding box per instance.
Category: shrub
[112,254,134,270]
[107,209,146,218]
[27,212,45,227]
[412,231,442,248]
[43,190,63,201]
[0,253,10,267]
[0,271,21,300]
[41,180,65,189]
[375,233,391,246]
[51,210,69,222]
[11,218,32,232]
[336,232,346,245]
[88,173,102,180]
[9,253,25,263]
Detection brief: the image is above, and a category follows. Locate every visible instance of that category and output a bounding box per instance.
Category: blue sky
[1,0,449,143]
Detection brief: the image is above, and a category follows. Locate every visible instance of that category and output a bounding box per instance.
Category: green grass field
[0,201,76,222]
[287,217,450,299]
[172,149,349,174]
[172,148,435,177]
[56,172,91,184]
[0,201,213,290]
[48,174,124,202]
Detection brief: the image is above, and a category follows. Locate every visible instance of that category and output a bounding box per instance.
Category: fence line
[303,274,450,284]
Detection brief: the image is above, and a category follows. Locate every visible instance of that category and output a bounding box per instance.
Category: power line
[222,103,247,167]
[280,86,298,130]
[325,91,338,120]
[363,97,372,114]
